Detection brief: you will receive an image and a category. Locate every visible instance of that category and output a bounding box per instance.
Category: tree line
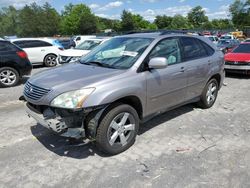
[0,0,249,37]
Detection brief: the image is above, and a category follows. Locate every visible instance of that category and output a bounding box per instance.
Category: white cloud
[95,13,120,20]
[0,0,49,8]
[98,1,123,11]
[89,4,100,9]
[206,4,230,19]
[141,0,158,2]
[179,0,186,3]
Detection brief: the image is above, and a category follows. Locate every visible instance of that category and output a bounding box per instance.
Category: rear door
[145,37,188,115]
[179,37,214,99]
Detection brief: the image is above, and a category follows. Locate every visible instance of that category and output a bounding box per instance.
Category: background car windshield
[80,37,153,69]
[75,40,101,50]
[232,44,250,53]
[221,36,231,40]
[218,40,229,45]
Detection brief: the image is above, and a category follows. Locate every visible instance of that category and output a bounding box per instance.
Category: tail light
[17,51,28,59]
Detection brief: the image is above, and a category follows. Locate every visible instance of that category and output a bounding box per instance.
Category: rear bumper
[25,103,85,138]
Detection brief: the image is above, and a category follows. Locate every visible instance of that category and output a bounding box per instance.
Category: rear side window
[180,37,208,61]
[198,40,215,56]
[0,42,17,52]
[13,40,52,48]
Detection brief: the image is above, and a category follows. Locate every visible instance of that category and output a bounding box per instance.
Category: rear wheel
[96,104,139,155]
[0,67,19,87]
[44,54,57,67]
[198,78,218,109]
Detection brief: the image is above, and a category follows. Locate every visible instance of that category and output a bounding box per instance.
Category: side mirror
[148,57,168,69]
[76,37,81,41]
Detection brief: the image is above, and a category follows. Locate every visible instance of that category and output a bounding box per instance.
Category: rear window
[0,42,17,52]
[232,44,250,53]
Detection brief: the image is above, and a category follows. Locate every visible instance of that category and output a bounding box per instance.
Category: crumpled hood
[225,53,250,62]
[59,49,90,57]
[28,63,124,93]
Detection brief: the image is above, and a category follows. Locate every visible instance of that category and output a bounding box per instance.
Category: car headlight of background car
[69,56,81,63]
[51,88,95,109]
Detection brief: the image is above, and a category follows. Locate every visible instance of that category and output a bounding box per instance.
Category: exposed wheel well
[210,74,221,87]
[113,96,143,120]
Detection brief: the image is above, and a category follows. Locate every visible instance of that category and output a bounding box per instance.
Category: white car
[220,35,237,40]
[73,35,96,46]
[205,35,219,44]
[11,38,64,67]
[58,38,111,64]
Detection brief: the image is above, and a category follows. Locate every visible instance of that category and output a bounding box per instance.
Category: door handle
[41,49,45,52]
[208,60,212,65]
[180,67,185,73]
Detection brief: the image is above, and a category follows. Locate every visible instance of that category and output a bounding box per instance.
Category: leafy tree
[60,4,97,35]
[170,15,192,29]
[230,0,250,29]
[187,6,209,28]
[0,6,19,36]
[154,15,173,29]
[120,10,136,31]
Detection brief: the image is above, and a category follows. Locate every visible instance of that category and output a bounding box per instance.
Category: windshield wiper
[82,61,116,69]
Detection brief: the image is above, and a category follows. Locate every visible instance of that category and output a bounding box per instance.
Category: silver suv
[23,32,224,155]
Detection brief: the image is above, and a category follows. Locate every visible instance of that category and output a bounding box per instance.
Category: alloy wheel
[0,69,17,86]
[107,112,136,146]
[206,82,217,105]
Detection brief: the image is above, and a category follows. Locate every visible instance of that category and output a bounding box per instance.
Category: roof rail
[160,30,188,35]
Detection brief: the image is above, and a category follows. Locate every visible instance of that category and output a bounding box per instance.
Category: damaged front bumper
[25,102,86,139]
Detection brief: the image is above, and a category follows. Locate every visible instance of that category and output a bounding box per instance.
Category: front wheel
[44,54,57,67]
[198,78,219,109]
[96,104,139,155]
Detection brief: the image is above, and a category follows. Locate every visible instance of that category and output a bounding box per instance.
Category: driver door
[145,37,188,115]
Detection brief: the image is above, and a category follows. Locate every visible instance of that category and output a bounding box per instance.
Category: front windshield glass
[218,40,229,45]
[220,36,232,40]
[80,37,153,69]
[232,44,250,53]
[208,37,215,41]
[75,40,101,50]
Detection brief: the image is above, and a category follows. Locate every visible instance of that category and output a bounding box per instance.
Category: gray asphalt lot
[0,67,249,188]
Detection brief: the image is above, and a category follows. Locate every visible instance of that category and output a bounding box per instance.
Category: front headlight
[51,88,95,109]
[69,56,81,63]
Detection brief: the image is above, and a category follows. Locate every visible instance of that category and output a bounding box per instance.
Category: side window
[199,40,215,56]
[35,40,52,47]
[180,37,207,61]
[0,42,16,52]
[13,41,27,48]
[148,38,181,65]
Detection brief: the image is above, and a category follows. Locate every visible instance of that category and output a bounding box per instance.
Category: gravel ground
[0,67,249,188]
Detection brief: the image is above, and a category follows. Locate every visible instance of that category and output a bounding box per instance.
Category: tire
[0,67,19,87]
[44,54,57,67]
[198,78,219,109]
[96,104,139,155]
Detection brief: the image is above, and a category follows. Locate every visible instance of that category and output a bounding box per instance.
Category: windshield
[232,44,250,53]
[75,40,101,50]
[208,37,215,41]
[220,36,232,40]
[218,40,229,46]
[80,37,153,69]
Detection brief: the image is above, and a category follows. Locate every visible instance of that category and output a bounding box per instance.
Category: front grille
[24,81,51,101]
[225,61,250,66]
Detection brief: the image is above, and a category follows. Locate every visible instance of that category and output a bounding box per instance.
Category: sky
[0,0,235,21]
